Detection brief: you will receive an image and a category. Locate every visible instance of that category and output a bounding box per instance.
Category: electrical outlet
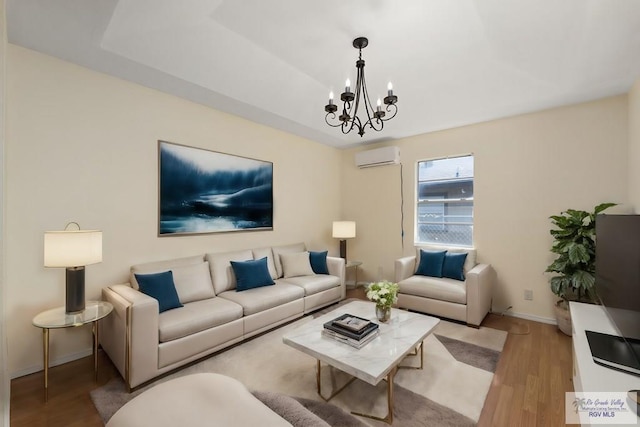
[524,289,533,301]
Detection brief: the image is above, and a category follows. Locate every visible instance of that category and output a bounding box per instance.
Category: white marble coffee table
[282,300,440,424]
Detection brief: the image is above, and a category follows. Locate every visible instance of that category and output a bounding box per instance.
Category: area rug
[91,305,507,426]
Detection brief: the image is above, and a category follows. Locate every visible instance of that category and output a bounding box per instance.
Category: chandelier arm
[359,67,376,122]
[381,103,398,121]
[325,112,345,128]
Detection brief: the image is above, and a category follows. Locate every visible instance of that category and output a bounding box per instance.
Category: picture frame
[158,140,273,236]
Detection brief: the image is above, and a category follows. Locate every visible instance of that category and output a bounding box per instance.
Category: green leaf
[594,202,617,215]
[567,243,589,264]
[571,270,595,291]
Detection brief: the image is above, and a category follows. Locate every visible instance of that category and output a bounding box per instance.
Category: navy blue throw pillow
[231,257,275,292]
[135,271,183,313]
[415,250,447,278]
[309,251,330,274]
[442,252,468,281]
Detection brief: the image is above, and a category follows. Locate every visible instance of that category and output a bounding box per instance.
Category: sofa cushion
[231,257,275,291]
[280,275,340,296]
[442,252,468,281]
[206,250,254,294]
[415,250,446,277]
[170,261,216,303]
[398,275,467,304]
[272,243,306,278]
[158,298,243,343]
[309,251,330,274]
[218,282,304,316]
[252,247,278,280]
[135,271,184,313]
[130,255,205,290]
[416,245,477,274]
[280,252,315,278]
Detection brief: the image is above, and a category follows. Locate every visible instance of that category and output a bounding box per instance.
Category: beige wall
[342,96,629,322]
[5,45,342,376]
[0,0,7,424]
[629,78,640,211]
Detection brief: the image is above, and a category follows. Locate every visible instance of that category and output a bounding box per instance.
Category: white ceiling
[7,0,640,148]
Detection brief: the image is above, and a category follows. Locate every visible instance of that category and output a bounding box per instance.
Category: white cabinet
[570,302,640,426]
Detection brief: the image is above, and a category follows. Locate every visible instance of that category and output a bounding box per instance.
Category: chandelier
[324,37,398,137]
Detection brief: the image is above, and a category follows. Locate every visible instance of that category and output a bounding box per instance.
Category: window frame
[415,155,474,247]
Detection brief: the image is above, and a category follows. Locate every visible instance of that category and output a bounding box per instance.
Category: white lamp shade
[44,230,103,267]
[332,221,356,239]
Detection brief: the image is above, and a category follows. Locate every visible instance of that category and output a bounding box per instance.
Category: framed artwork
[158,140,273,235]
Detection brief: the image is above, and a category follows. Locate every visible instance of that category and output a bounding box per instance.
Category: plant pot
[554,300,572,336]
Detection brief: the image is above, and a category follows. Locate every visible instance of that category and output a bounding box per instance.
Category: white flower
[366,280,399,309]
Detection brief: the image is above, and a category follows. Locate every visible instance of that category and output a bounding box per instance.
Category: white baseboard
[503,310,556,325]
[10,347,93,379]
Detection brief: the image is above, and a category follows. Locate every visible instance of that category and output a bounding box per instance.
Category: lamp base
[339,240,347,262]
[65,267,85,314]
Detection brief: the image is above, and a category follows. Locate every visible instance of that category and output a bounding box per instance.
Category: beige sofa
[101,243,345,389]
[394,245,494,327]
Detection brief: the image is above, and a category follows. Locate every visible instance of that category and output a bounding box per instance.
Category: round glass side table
[32,300,113,401]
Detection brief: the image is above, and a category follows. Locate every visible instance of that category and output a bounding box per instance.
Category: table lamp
[44,222,102,314]
[332,221,356,262]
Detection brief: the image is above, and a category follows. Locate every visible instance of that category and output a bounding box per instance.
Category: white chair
[394,245,495,327]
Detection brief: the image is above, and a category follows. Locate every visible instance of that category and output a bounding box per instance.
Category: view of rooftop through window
[416,155,474,246]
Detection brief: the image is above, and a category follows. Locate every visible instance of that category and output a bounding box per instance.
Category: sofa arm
[394,256,417,283]
[465,264,495,327]
[327,256,346,299]
[101,284,160,390]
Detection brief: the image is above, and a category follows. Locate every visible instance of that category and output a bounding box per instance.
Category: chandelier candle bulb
[376,98,382,112]
[329,91,334,105]
[345,79,351,93]
[387,82,393,96]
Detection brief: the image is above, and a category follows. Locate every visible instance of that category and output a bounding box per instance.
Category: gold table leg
[316,360,357,402]
[399,340,424,370]
[43,328,49,402]
[313,340,423,425]
[351,367,396,424]
[93,320,99,382]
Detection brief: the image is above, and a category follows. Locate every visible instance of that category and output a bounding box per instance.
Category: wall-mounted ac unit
[355,146,400,168]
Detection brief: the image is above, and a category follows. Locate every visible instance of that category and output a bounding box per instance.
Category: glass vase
[375,305,391,322]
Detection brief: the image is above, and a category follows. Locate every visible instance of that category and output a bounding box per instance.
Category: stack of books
[322,314,379,349]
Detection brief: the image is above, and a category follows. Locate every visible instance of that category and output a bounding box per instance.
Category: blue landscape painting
[159,141,273,235]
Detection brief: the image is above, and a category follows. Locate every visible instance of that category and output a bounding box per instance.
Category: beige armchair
[394,245,495,327]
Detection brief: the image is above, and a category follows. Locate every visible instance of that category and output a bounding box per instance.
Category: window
[416,155,474,246]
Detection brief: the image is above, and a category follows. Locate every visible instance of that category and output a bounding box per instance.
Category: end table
[346,260,363,289]
[32,300,113,401]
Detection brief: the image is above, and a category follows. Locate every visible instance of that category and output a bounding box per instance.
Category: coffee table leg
[316,360,357,402]
[352,367,396,424]
[399,341,424,370]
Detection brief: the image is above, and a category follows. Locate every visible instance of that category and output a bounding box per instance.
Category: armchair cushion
[135,271,184,313]
[416,245,476,274]
[415,250,447,277]
[442,252,468,281]
[398,275,467,304]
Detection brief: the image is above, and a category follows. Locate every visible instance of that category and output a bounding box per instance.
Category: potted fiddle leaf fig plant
[545,202,616,335]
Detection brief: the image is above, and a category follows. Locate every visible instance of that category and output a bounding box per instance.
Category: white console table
[570,302,640,426]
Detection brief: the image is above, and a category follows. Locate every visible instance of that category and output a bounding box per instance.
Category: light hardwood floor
[10,289,574,426]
